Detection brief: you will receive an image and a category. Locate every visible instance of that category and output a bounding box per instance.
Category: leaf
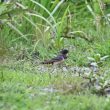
[87,57,95,61]
[100,55,109,61]
[0,3,7,15]
[94,54,101,62]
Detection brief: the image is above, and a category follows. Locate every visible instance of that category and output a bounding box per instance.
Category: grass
[0,68,110,110]
[1,0,110,110]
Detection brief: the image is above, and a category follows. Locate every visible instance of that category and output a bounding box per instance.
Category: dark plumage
[60,49,68,55]
[41,49,69,65]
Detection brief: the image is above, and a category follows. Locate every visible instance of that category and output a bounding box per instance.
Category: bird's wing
[51,55,64,61]
[41,55,64,64]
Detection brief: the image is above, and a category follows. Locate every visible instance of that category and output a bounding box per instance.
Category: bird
[41,49,69,65]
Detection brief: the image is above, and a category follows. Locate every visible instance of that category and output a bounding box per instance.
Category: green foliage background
[0,0,110,110]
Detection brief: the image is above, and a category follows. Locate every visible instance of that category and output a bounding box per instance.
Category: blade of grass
[23,15,43,38]
[26,12,56,38]
[7,22,28,41]
[30,0,57,37]
[51,0,65,16]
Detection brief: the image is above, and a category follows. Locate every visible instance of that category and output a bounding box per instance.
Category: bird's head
[60,49,69,55]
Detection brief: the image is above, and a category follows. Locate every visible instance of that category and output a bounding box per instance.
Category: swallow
[41,49,69,65]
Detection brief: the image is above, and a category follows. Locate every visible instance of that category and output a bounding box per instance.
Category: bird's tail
[40,60,54,65]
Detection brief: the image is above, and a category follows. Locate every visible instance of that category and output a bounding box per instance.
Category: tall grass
[0,0,110,58]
